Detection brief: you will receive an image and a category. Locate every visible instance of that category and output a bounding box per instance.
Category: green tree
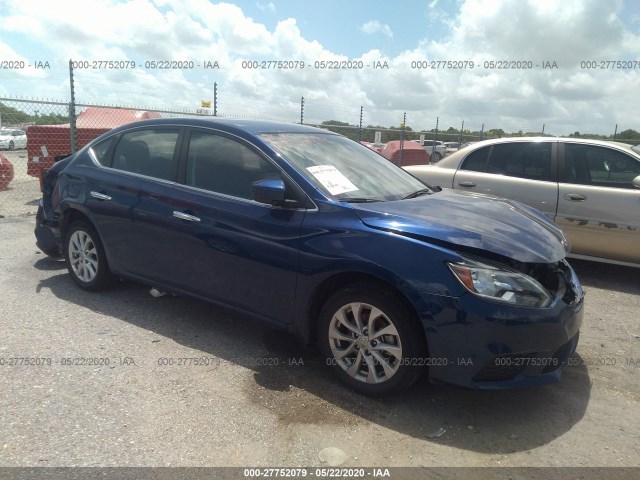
[35,113,68,125]
[0,102,68,127]
[616,129,640,141]
[0,102,31,125]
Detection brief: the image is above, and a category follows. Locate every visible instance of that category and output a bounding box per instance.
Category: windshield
[260,133,427,201]
[632,145,640,155]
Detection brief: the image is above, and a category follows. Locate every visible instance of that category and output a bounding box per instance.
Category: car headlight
[447,256,552,308]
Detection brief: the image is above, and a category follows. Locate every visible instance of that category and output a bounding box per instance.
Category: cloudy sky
[0,0,639,135]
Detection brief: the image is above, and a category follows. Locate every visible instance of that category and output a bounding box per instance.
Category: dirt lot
[0,216,639,470]
[0,149,41,218]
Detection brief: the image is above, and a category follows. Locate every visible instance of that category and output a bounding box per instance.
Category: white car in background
[0,129,27,150]
[404,136,640,267]
[412,139,447,162]
[443,142,461,157]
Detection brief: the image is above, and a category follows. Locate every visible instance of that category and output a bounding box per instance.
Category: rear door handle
[458,181,476,188]
[90,191,112,201]
[173,211,201,222]
[564,193,586,201]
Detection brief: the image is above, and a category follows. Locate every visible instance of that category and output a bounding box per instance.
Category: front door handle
[564,193,586,201]
[173,211,201,222]
[90,191,112,201]
[458,181,476,188]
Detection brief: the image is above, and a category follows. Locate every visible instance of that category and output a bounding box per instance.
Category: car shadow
[568,259,640,295]
[33,256,66,271]
[36,272,591,455]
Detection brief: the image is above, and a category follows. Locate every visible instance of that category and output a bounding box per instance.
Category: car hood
[353,189,568,263]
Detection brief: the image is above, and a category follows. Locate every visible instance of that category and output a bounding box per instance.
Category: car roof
[436,136,640,167]
[456,136,635,149]
[102,117,337,136]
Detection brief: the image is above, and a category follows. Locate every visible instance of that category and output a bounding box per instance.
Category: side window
[111,129,179,181]
[565,143,640,188]
[186,131,282,200]
[460,146,490,172]
[487,142,552,181]
[90,137,116,166]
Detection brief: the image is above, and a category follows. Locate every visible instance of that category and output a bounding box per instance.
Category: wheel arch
[305,270,428,350]
[59,206,113,263]
[60,206,94,236]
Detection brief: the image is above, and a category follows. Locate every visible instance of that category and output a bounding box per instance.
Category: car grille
[515,259,582,306]
[472,353,531,382]
[542,335,578,374]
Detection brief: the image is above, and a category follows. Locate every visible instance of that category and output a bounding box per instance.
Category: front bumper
[420,262,584,389]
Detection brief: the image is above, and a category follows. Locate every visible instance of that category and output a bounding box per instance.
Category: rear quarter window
[460,147,490,172]
[90,137,117,166]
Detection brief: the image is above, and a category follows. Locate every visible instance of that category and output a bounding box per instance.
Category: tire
[63,221,113,291]
[430,152,441,163]
[8,141,14,151]
[318,283,426,396]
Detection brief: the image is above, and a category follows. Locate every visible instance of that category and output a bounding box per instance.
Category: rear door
[452,141,559,218]
[83,127,183,282]
[165,128,308,324]
[556,142,640,263]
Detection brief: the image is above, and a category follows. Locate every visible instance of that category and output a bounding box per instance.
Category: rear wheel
[430,152,441,163]
[64,221,113,291]
[319,283,426,396]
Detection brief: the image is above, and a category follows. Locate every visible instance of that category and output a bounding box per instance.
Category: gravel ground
[0,150,41,219]
[0,216,638,469]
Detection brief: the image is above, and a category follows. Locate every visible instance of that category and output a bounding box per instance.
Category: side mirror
[252,179,285,205]
[633,175,640,189]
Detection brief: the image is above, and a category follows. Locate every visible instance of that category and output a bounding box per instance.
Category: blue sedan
[35,118,584,395]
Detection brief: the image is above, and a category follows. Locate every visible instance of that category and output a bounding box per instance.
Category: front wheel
[8,141,14,151]
[430,152,442,163]
[318,283,426,396]
[63,221,113,291]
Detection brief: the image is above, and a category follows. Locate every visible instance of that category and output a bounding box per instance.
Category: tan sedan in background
[405,137,640,267]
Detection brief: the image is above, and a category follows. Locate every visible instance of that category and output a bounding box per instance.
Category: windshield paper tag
[306,165,358,195]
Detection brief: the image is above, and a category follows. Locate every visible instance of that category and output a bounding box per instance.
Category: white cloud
[0,0,638,135]
[360,20,393,40]
[256,1,275,13]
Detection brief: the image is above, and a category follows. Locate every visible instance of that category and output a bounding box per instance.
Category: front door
[165,129,307,324]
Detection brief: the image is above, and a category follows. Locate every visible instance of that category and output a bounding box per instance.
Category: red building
[27,107,161,177]
[379,140,430,166]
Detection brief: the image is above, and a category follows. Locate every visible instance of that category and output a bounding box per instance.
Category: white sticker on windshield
[306,165,359,195]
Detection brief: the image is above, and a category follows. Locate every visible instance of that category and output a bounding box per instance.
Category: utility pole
[68,59,78,153]
[433,116,439,157]
[399,112,406,167]
[213,82,217,116]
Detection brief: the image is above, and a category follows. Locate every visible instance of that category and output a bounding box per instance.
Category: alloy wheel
[328,302,403,384]
[68,230,99,283]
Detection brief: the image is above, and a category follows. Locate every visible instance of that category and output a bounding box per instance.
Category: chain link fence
[0,99,72,218]
[1,93,639,219]
[0,98,219,218]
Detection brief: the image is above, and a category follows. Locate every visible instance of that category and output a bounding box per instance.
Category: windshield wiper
[336,197,382,203]
[402,184,442,199]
